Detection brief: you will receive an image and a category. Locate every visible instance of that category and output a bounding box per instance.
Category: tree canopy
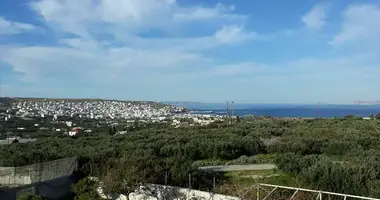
[3,117,380,197]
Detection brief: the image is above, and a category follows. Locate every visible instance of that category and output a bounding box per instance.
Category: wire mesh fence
[0,156,77,187]
[0,157,78,200]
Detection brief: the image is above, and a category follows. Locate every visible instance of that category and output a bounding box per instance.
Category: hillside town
[0,98,226,144]
[11,99,188,119]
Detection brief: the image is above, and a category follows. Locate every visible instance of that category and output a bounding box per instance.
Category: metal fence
[0,174,76,200]
[240,183,380,200]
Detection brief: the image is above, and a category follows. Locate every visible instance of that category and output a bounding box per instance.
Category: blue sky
[1,0,380,104]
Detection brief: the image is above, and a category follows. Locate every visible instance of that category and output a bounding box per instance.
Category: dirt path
[198,164,277,172]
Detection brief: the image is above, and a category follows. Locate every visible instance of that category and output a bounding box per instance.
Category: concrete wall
[0,157,77,186]
[199,164,276,172]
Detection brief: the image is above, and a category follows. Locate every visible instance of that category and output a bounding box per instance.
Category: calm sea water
[176,103,380,118]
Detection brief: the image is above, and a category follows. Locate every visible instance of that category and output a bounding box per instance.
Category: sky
[0,0,380,104]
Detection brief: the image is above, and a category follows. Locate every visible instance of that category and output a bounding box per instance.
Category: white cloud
[98,0,175,24]
[29,0,250,45]
[330,4,380,45]
[173,3,242,21]
[0,17,36,35]
[0,0,260,83]
[302,5,326,31]
[30,0,245,37]
[177,52,380,103]
[215,25,258,44]
[6,0,378,102]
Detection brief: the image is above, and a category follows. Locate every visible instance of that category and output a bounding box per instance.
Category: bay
[175,103,380,118]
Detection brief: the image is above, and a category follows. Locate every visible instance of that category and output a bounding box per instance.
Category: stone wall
[98,184,240,200]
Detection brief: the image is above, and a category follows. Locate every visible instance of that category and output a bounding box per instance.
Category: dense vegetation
[0,114,156,139]
[3,117,380,198]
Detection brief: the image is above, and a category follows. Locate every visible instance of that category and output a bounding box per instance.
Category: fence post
[165,171,168,185]
[213,177,216,190]
[90,160,93,175]
[8,167,11,186]
[36,162,38,182]
[188,174,191,189]
[256,186,259,200]
[13,164,16,187]
[55,160,58,179]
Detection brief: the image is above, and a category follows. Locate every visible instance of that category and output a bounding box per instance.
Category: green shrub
[18,195,46,200]
[72,177,100,200]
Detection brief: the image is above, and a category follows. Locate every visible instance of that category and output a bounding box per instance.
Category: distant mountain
[163,101,204,104]
[163,102,380,111]
[164,102,226,110]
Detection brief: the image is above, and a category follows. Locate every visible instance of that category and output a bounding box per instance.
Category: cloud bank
[0,0,380,103]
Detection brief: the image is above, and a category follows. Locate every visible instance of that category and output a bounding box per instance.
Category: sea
[173,103,380,118]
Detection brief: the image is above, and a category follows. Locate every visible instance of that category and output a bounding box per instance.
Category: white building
[66,121,73,127]
[116,131,127,135]
[69,128,81,136]
[68,131,77,136]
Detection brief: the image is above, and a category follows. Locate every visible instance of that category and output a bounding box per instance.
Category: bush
[18,195,46,200]
[72,177,101,200]
[5,117,380,197]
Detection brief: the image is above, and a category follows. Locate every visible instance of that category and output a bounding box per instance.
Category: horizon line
[2,97,380,105]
